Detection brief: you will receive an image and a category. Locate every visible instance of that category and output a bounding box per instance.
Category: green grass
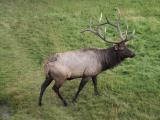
[0,0,160,120]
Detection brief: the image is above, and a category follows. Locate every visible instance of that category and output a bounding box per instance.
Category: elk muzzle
[129,52,135,58]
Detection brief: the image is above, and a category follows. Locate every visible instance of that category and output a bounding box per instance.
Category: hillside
[0,0,160,120]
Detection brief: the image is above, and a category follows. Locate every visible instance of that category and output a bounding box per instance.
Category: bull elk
[38,9,135,106]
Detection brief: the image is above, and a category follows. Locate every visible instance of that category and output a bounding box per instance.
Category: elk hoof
[94,92,100,96]
[38,102,43,106]
[63,101,68,106]
[72,98,77,103]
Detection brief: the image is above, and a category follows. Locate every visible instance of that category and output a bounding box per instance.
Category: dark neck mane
[98,47,124,71]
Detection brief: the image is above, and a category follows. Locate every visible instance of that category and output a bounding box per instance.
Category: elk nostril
[131,53,135,57]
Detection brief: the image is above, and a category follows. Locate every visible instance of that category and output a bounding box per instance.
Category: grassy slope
[0,0,160,120]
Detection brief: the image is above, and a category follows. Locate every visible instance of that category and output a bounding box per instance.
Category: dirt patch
[0,104,10,120]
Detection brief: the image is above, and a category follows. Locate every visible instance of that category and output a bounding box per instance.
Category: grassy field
[0,0,160,120]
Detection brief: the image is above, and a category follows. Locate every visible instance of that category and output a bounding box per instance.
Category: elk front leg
[72,77,89,103]
[92,76,99,96]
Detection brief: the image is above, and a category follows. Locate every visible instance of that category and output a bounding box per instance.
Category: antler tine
[125,29,135,42]
[124,24,129,40]
[116,8,125,41]
[80,18,93,33]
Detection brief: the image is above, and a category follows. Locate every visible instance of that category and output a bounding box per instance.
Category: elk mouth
[129,53,135,58]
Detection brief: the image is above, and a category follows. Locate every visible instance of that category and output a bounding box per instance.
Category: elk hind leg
[52,80,67,106]
[38,76,53,106]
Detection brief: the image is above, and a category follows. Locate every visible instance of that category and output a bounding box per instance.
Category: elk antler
[81,8,135,44]
[81,15,119,44]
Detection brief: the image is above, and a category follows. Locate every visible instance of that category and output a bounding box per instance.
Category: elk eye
[119,47,124,50]
[114,45,119,50]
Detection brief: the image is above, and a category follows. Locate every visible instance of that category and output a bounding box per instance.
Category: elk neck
[98,47,124,71]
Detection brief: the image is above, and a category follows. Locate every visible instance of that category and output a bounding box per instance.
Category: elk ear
[114,45,119,50]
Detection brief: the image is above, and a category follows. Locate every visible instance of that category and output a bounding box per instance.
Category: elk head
[81,9,136,59]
